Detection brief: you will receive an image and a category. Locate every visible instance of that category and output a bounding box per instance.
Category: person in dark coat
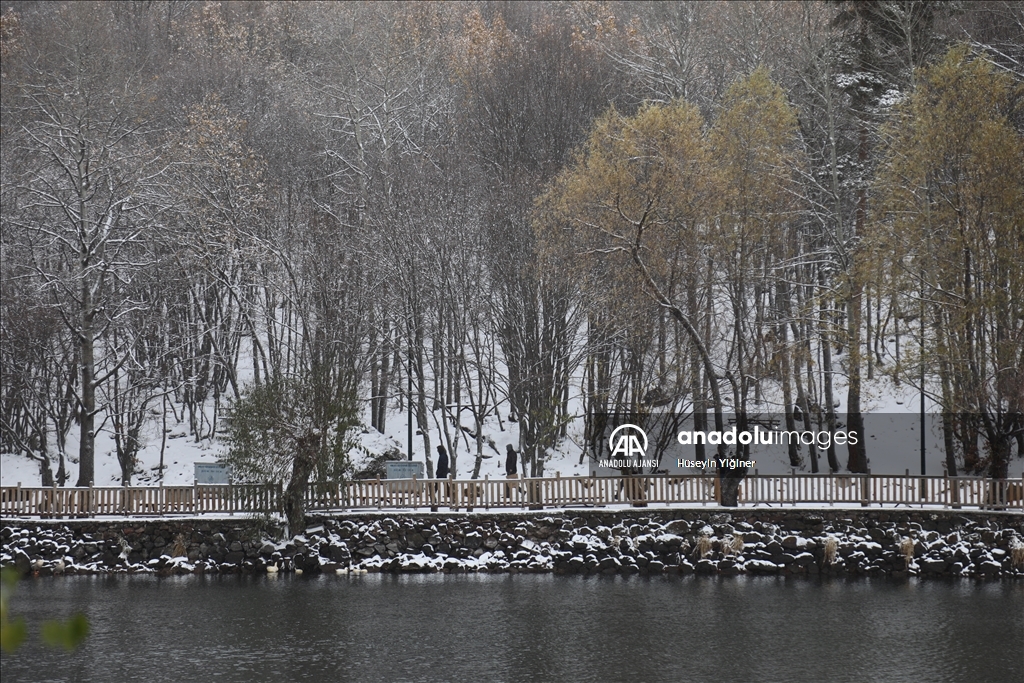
[435,444,450,504]
[505,444,519,500]
[436,445,450,479]
[505,444,518,476]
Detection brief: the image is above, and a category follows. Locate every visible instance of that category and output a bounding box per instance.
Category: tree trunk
[846,281,867,472]
[778,281,800,467]
[414,329,433,478]
[938,351,958,477]
[685,278,707,460]
[988,432,1010,480]
[942,411,957,477]
[76,283,96,487]
[819,270,840,473]
[283,433,318,534]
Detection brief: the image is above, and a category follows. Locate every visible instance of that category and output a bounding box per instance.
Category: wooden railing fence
[1,474,1021,518]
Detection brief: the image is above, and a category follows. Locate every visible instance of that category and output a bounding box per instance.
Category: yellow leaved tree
[872,45,1023,479]
[537,99,749,500]
[709,67,808,468]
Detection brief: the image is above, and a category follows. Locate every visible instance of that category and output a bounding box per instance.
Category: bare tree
[3,4,172,486]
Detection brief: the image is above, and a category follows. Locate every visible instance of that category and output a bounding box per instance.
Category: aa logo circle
[609,424,648,459]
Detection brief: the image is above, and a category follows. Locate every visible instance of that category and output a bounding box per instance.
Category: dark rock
[695,559,717,574]
[13,548,32,575]
[977,560,1001,575]
[793,552,815,566]
[664,520,690,535]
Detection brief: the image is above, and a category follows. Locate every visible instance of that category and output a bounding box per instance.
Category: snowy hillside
[4,366,1020,490]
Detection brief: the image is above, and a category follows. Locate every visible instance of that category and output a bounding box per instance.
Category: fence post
[861,469,871,507]
[529,476,542,511]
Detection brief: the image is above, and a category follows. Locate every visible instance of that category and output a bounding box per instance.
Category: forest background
[1,1,1021,499]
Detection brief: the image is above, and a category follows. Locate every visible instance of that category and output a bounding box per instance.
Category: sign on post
[194,463,231,485]
[385,461,425,496]
[385,461,425,480]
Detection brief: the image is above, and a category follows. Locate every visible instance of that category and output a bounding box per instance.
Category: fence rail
[1,474,1021,518]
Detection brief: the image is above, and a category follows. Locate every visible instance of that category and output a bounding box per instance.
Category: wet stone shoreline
[2,508,1023,580]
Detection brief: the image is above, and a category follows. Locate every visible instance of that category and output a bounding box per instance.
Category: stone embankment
[2,509,1023,579]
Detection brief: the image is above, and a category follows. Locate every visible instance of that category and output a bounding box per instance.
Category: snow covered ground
[3,366,1021,489]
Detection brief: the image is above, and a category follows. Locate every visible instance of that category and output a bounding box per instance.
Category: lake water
[4,574,1022,683]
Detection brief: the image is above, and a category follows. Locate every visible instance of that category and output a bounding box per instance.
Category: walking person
[436,444,450,479]
[435,444,450,504]
[505,444,519,500]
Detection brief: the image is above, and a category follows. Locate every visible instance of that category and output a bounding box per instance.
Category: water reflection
[5,574,1022,683]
